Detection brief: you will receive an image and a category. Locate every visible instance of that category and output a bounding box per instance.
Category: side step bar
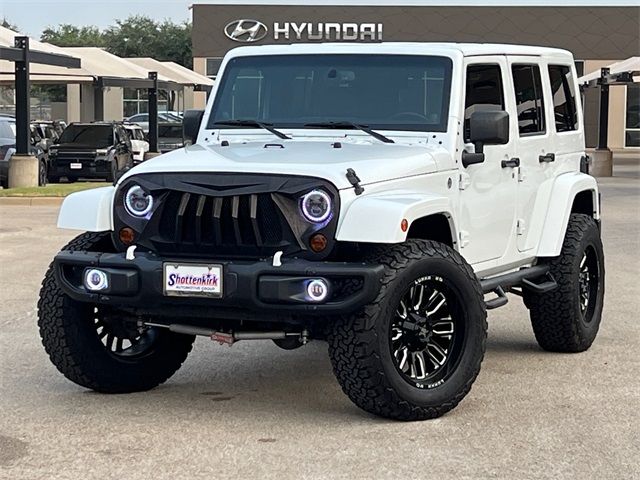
[480,265,558,310]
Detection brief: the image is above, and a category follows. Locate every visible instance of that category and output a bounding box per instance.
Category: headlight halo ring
[300,189,332,223]
[124,184,154,217]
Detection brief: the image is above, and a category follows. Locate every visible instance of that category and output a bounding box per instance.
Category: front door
[458,57,518,266]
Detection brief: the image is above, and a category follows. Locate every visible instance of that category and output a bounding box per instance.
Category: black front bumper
[49,158,110,178]
[54,250,384,318]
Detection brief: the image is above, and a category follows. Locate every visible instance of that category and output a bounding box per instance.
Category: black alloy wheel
[390,276,464,387]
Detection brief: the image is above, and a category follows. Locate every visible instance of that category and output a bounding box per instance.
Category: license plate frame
[163,263,223,298]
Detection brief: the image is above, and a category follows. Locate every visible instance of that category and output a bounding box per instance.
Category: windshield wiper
[303,121,394,144]
[213,120,290,140]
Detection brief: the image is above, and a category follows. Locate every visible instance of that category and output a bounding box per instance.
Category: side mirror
[183,109,205,145]
[462,110,509,168]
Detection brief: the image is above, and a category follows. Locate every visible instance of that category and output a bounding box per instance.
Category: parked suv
[123,123,149,164]
[48,122,133,183]
[38,43,604,421]
[0,116,48,187]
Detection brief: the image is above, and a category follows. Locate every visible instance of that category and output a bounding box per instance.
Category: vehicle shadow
[66,333,547,424]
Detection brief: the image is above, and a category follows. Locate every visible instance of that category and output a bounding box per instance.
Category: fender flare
[57,186,115,231]
[537,172,599,257]
[336,191,456,244]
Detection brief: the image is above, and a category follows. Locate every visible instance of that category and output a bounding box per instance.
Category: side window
[511,64,546,135]
[548,65,578,132]
[464,64,505,142]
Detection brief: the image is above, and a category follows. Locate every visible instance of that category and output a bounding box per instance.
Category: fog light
[119,227,135,245]
[84,269,109,292]
[306,279,330,303]
[309,233,328,253]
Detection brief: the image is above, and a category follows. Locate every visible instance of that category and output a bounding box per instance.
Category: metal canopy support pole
[94,85,104,122]
[14,37,30,155]
[148,72,159,153]
[597,67,610,150]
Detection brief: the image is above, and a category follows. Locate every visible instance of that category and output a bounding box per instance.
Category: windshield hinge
[346,168,364,195]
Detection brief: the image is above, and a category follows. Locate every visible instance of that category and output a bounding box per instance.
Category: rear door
[507,58,559,252]
[458,57,518,265]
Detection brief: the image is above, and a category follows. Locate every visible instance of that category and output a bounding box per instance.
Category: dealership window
[548,65,578,132]
[464,64,505,142]
[123,88,169,118]
[511,65,546,135]
[626,84,640,147]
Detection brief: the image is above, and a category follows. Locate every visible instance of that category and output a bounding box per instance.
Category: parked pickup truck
[48,122,133,183]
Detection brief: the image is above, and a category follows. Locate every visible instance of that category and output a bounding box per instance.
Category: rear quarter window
[511,64,546,136]
[548,65,579,132]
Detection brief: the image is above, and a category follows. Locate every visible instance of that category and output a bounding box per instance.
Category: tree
[39,16,192,68]
[41,24,104,47]
[103,16,192,68]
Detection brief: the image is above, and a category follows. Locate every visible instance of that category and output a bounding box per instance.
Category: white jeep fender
[536,172,599,257]
[336,191,455,244]
[57,186,115,231]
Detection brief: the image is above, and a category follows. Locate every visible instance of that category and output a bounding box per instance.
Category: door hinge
[459,230,470,247]
[516,219,526,235]
[459,172,471,190]
[517,167,525,183]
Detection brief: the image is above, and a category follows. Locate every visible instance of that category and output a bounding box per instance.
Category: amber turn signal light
[309,233,328,252]
[119,227,136,245]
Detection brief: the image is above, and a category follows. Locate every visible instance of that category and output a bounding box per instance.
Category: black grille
[153,191,292,257]
[115,173,340,260]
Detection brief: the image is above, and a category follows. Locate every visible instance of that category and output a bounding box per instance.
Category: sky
[2,0,637,39]
[1,0,194,38]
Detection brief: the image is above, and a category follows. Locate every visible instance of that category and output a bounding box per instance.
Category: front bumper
[54,250,384,317]
[49,158,110,178]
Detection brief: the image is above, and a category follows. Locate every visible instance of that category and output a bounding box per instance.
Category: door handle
[539,153,555,163]
[501,157,520,168]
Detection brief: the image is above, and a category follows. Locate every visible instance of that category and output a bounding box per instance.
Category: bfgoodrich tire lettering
[526,214,605,352]
[37,232,195,393]
[328,240,487,421]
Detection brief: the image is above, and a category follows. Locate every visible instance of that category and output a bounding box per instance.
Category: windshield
[208,54,452,132]
[58,125,114,147]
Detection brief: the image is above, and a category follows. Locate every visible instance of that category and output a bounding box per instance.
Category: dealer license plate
[163,263,223,298]
[69,162,82,170]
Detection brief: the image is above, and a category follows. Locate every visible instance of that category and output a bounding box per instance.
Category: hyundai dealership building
[191,1,640,152]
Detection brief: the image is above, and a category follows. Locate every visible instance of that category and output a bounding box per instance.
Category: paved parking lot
[0,163,638,480]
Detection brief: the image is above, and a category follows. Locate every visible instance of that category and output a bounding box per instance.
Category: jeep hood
[122,140,444,189]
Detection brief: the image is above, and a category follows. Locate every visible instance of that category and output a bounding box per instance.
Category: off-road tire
[37,231,195,393]
[525,214,605,352]
[328,240,487,421]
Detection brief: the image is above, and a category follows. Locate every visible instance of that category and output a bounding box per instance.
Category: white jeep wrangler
[38,43,604,421]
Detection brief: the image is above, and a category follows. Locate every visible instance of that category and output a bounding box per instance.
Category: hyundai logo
[224,19,268,43]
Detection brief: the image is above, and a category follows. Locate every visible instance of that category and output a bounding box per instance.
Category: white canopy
[578,57,640,85]
[127,57,213,87]
[0,26,93,84]
[63,47,174,82]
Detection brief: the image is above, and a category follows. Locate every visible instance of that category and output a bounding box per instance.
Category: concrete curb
[0,197,64,206]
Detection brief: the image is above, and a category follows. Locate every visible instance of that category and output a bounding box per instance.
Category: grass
[0,182,109,197]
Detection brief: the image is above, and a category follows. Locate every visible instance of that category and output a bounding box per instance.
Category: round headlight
[124,185,153,217]
[300,190,332,223]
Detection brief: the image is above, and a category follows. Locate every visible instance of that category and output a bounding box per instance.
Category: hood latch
[346,168,364,196]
